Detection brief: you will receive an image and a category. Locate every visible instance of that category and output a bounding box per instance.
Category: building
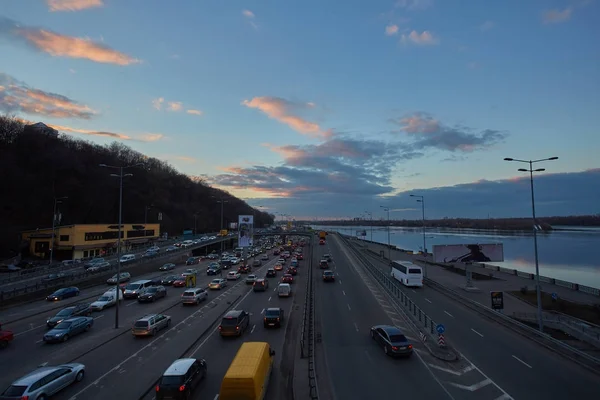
[21,223,161,261]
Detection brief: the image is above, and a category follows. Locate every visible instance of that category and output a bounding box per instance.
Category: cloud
[0,72,96,119]
[152,97,164,110]
[542,8,572,24]
[385,24,399,36]
[49,123,165,142]
[167,102,183,112]
[47,0,104,12]
[242,10,255,18]
[162,155,198,164]
[390,112,507,152]
[186,109,203,116]
[395,0,433,10]
[0,17,140,65]
[152,98,201,115]
[242,96,331,138]
[401,30,439,45]
[479,20,495,31]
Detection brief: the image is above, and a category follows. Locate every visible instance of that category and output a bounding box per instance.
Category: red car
[297,254,303,260]
[319,239,325,245]
[173,278,187,287]
[281,274,294,284]
[286,267,298,276]
[0,323,14,348]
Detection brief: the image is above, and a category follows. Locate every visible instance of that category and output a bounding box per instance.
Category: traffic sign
[490,291,504,310]
[436,324,445,334]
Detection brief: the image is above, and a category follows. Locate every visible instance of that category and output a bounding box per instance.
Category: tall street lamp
[380,206,391,260]
[100,162,143,329]
[410,194,427,256]
[212,196,229,253]
[364,211,373,241]
[144,204,154,239]
[193,212,199,236]
[50,196,68,264]
[504,156,558,332]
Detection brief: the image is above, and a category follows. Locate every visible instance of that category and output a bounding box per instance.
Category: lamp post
[380,206,391,260]
[410,194,427,255]
[212,197,229,253]
[144,204,154,239]
[364,211,373,241]
[193,212,199,236]
[50,196,68,264]
[504,156,558,333]
[100,162,143,329]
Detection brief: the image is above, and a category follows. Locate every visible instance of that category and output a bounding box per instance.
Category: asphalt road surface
[0,241,307,400]
[341,237,600,399]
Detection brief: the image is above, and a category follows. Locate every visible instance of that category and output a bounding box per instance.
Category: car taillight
[155,385,160,392]
[408,344,413,349]
[21,396,29,400]
[276,317,280,321]
[236,326,240,330]
[218,326,222,330]
[392,346,398,351]
[179,384,186,392]
[264,317,267,322]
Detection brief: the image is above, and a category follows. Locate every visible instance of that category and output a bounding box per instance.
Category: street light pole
[50,196,68,264]
[504,156,558,333]
[380,206,391,260]
[212,196,229,254]
[364,211,373,241]
[410,194,427,257]
[100,162,143,329]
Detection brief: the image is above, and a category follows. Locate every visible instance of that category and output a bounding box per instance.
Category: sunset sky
[1,0,598,220]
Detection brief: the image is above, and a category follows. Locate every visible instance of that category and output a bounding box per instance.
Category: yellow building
[21,223,161,261]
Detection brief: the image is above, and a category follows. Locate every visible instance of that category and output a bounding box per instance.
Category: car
[159,263,176,271]
[172,278,187,287]
[218,310,250,337]
[266,268,276,277]
[0,323,14,348]
[227,271,241,280]
[238,265,251,274]
[207,262,222,275]
[253,278,269,292]
[181,288,208,305]
[297,254,304,260]
[322,270,335,282]
[252,259,262,267]
[319,239,325,245]
[46,287,80,301]
[263,307,284,328]
[132,314,171,336]
[319,260,329,269]
[274,263,283,271]
[155,358,207,400]
[261,254,269,261]
[41,272,73,283]
[208,278,227,290]
[90,291,121,311]
[161,275,180,285]
[324,254,332,262]
[281,274,294,284]
[245,274,258,285]
[138,286,167,303]
[182,268,198,277]
[0,363,85,399]
[106,272,131,285]
[43,316,94,343]
[278,258,286,264]
[277,283,292,297]
[186,257,200,266]
[370,325,413,357]
[286,267,298,276]
[46,304,91,328]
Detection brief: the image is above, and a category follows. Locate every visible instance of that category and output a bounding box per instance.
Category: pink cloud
[542,8,572,24]
[47,0,104,12]
[49,123,165,142]
[186,109,203,116]
[401,30,439,45]
[385,24,399,36]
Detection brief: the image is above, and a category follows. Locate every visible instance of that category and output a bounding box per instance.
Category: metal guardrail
[0,237,230,304]
[306,236,319,400]
[424,277,600,373]
[300,247,310,359]
[513,311,600,348]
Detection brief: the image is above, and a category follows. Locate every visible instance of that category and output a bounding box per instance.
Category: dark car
[286,267,298,276]
[207,263,222,275]
[263,307,284,328]
[138,286,167,303]
[156,358,207,400]
[41,272,73,284]
[319,260,328,269]
[238,265,251,274]
[324,254,332,262]
[159,263,176,271]
[186,257,200,266]
[161,275,179,286]
[43,317,94,343]
[219,259,233,269]
[47,304,92,328]
[322,270,335,282]
[266,268,276,278]
[253,278,269,292]
[281,274,294,284]
[218,310,250,337]
[46,287,80,301]
[252,259,262,267]
[370,325,413,357]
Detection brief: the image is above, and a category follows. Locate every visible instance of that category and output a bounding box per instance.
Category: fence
[513,311,600,348]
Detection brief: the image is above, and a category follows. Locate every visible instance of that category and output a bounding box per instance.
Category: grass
[508,290,600,326]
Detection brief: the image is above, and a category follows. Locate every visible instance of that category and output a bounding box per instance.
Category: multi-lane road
[0,240,308,400]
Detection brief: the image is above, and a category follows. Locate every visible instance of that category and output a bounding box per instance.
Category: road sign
[490,291,504,310]
[436,324,445,334]
[438,334,446,347]
[552,292,558,301]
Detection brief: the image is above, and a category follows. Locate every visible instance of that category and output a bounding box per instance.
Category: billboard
[238,215,254,247]
[229,222,238,230]
[433,243,504,263]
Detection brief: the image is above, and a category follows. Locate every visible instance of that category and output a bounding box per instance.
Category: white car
[245,274,257,284]
[227,271,241,280]
[90,290,122,311]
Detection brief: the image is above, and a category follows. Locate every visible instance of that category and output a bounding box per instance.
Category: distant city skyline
[1,0,598,218]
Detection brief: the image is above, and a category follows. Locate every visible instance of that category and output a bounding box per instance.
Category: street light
[410,194,427,256]
[364,211,373,241]
[100,162,143,329]
[504,156,558,332]
[50,196,68,264]
[212,196,229,253]
[380,206,391,260]
[144,204,154,238]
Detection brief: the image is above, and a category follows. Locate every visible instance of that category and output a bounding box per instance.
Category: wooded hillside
[0,115,274,259]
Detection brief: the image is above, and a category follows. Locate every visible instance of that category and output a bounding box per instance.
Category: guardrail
[424,277,600,374]
[306,236,319,399]
[0,237,230,304]
[512,311,600,348]
[299,245,311,358]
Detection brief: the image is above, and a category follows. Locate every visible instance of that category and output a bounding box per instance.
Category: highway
[0,239,307,400]
[346,238,600,399]
[314,236,454,399]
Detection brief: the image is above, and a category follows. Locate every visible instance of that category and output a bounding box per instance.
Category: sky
[1,0,599,221]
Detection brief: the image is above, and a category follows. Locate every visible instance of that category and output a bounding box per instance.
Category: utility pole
[380,206,391,260]
[50,196,68,264]
[212,196,229,254]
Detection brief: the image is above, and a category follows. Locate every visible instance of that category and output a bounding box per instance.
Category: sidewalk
[350,237,600,308]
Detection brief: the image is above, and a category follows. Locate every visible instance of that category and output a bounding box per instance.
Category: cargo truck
[219,342,276,400]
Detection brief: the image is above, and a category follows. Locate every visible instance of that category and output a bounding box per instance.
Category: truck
[219,342,276,400]
[219,229,228,236]
[319,231,327,240]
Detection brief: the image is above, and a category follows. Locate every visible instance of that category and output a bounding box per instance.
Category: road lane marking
[354,322,359,332]
[347,304,351,311]
[427,364,475,376]
[261,308,265,314]
[14,323,46,336]
[94,315,104,320]
[444,311,454,318]
[342,290,346,296]
[512,355,532,368]
[250,324,256,334]
[411,289,416,293]
[125,301,137,307]
[494,394,513,400]
[35,339,43,343]
[448,378,492,391]
[425,298,432,303]
[471,328,484,337]
[338,280,342,284]
[213,395,219,400]
[268,296,272,301]
[364,350,374,364]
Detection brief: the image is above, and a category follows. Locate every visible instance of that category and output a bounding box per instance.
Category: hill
[0,115,274,259]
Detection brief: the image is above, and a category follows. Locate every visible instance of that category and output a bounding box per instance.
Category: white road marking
[411,289,416,293]
[15,323,46,337]
[213,395,219,400]
[425,298,432,303]
[35,339,43,344]
[427,364,475,376]
[125,301,137,307]
[260,308,265,314]
[268,296,272,301]
[448,378,492,391]
[494,394,513,400]
[354,322,359,332]
[347,304,351,311]
[338,280,342,284]
[250,324,256,334]
[471,328,484,337]
[512,355,532,368]
[342,290,346,296]
[444,311,454,318]
[364,350,374,364]
[94,314,104,320]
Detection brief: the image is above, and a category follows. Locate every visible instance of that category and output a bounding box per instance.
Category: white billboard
[238,215,254,247]
[433,243,504,263]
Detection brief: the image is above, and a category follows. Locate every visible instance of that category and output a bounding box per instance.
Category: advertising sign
[433,243,504,263]
[490,291,504,310]
[238,215,254,247]
[229,222,238,230]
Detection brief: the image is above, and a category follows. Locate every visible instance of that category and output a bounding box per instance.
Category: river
[313,225,600,289]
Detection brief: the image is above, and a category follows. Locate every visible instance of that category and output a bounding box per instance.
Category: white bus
[391,261,423,288]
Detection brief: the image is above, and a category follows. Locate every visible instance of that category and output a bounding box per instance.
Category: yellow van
[219,342,276,400]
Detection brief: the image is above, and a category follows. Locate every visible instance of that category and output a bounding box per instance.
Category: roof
[224,309,244,318]
[13,366,57,385]
[163,358,196,376]
[375,325,403,335]
[265,307,281,313]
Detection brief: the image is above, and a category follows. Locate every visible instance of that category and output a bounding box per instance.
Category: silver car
[0,363,85,399]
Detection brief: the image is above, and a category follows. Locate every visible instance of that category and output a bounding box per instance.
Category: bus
[390,261,423,288]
